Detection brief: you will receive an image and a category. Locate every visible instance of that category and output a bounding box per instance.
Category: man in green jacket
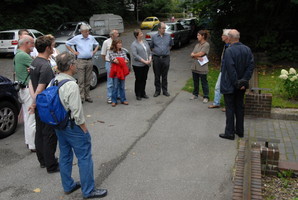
[14,35,36,152]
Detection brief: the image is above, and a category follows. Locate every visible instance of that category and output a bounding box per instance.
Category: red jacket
[109,57,130,80]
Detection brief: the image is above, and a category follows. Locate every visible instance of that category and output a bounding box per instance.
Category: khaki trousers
[76,59,93,101]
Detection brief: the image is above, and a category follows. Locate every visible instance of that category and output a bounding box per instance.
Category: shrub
[279,68,298,99]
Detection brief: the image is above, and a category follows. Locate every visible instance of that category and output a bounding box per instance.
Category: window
[0,32,15,40]
[32,32,44,38]
[145,18,153,22]
[177,24,185,30]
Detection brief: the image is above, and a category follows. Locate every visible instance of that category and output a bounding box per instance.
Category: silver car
[55,35,130,90]
[145,22,190,48]
[54,21,91,38]
[0,29,44,55]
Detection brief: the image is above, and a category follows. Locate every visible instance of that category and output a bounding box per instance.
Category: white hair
[18,35,33,46]
[228,29,240,39]
[80,24,90,31]
[109,29,118,37]
[222,29,232,36]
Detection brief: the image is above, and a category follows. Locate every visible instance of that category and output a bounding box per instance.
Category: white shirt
[101,38,112,61]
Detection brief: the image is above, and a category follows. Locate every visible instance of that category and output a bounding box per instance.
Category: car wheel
[90,67,98,90]
[0,101,18,139]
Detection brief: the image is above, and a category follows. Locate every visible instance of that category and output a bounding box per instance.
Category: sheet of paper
[197,55,209,66]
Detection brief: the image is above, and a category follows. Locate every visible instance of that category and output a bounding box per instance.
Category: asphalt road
[0,29,236,200]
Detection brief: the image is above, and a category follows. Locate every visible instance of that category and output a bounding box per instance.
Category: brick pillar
[244,92,272,118]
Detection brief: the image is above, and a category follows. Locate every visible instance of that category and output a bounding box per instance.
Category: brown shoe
[111,103,117,107]
[208,105,220,109]
[121,101,129,105]
[221,108,226,112]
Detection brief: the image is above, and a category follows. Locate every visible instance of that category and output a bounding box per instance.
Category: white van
[89,14,124,36]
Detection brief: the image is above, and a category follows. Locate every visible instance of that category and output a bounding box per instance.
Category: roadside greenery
[258,66,298,108]
[182,64,224,106]
[278,68,298,100]
[263,170,298,200]
[183,65,298,108]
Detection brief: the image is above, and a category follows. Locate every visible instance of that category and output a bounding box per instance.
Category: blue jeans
[55,122,95,197]
[105,62,113,99]
[213,72,222,106]
[112,78,126,103]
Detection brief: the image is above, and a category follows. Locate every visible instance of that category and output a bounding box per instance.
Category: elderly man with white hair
[208,29,231,109]
[14,35,36,152]
[219,29,254,140]
[66,24,99,103]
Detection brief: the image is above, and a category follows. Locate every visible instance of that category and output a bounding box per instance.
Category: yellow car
[140,17,160,29]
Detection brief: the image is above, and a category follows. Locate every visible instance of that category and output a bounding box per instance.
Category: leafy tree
[190,0,298,62]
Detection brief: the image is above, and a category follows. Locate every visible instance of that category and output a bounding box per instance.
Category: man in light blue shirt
[150,22,174,97]
[66,24,99,103]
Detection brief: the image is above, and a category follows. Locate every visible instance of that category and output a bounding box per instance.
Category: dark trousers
[153,56,170,93]
[223,90,245,136]
[133,65,149,97]
[192,72,209,98]
[35,111,58,171]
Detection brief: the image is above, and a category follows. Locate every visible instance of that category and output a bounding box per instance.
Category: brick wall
[245,92,272,118]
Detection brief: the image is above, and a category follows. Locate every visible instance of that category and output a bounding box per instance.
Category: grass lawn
[258,66,298,108]
[182,64,225,105]
[182,64,298,108]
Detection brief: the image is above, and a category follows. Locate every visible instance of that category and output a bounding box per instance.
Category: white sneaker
[203,98,209,103]
[190,95,198,100]
[107,98,112,104]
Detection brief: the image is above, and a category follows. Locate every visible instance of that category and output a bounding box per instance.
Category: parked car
[0,29,44,55]
[178,18,199,38]
[140,17,160,29]
[55,35,130,89]
[145,22,190,48]
[54,21,91,38]
[0,75,21,139]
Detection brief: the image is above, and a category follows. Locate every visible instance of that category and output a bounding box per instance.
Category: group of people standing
[12,22,254,198]
[189,28,254,140]
[12,22,174,199]
[14,28,107,198]
[100,22,173,107]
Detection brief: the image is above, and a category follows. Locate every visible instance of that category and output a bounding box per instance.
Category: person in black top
[219,30,254,140]
[29,35,59,173]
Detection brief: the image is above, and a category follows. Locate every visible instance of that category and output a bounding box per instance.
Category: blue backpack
[36,79,71,129]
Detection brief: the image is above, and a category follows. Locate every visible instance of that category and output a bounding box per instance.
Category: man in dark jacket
[219,29,254,140]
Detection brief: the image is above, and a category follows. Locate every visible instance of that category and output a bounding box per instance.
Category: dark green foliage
[193,0,298,62]
[0,0,133,34]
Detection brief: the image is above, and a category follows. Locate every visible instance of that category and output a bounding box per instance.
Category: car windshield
[0,32,15,40]
[184,20,192,25]
[152,24,172,31]
[58,23,77,31]
[31,32,43,38]
[144,18,154,22]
